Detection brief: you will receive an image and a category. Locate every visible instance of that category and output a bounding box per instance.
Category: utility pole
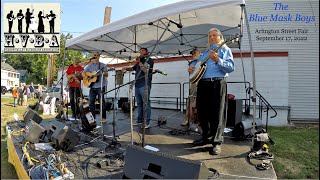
[47,54,54,88]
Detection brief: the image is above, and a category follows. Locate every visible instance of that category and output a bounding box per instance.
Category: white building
[240,0,319,122]
[1,62,20,89]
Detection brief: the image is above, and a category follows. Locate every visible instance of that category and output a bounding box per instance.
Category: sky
[1,0,183,52]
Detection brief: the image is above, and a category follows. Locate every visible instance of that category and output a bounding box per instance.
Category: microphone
[155,69,167,76]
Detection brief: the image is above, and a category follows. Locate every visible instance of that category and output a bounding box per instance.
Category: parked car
[33,85,47,98]
[1,86,7,94]
[46,85,70,105]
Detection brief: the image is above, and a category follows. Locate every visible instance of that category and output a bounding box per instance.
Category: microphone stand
[102,71,159,145]
[141,63,150,147]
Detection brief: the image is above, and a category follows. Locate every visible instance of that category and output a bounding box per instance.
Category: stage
[6,108,277,179]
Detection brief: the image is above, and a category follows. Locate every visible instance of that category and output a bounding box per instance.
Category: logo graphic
[3,3,60,54]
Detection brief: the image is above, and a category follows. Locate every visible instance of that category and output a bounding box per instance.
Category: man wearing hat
[181,48,201,126]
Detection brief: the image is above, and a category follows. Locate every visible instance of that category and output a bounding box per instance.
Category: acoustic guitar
[83,68,115,87]
[67,71,82,84]
[189,34,241,84]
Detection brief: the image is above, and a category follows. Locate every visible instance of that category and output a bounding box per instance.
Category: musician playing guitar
[66,57,84,119]
[17,9,24,33]
[6,10,15,33]
[46,10,56,33]
[81,52,108,123]
[188,28,234,155]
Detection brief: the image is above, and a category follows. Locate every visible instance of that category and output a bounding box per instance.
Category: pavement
[8,106,277,179]
[65,108,277,179]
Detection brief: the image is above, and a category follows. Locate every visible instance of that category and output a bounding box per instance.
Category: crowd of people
[11,82,43,107]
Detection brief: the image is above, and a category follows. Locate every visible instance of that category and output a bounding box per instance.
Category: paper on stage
[144,145,159,152]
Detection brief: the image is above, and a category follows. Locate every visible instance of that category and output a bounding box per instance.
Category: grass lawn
[1,96,319,179]
[268,125,319,179]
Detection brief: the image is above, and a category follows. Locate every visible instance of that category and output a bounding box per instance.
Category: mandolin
[189,34,240,84]
[83,68,115,87]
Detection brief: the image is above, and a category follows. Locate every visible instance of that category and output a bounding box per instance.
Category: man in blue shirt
[82,52,108,122]
[188,28,235,155]
[122,48,154,129]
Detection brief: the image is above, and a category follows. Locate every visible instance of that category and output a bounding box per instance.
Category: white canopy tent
[66,0,245,57]
[65,0,258,148]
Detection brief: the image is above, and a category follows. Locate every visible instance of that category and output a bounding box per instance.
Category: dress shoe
[192,138,209,146]
[209,144,221,155]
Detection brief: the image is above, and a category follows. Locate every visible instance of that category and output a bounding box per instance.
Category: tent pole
[243,4,257,150]
[141,20,172,147]
[61,47,67,120]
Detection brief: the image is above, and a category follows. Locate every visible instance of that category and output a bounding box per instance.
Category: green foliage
[1,33,85,85]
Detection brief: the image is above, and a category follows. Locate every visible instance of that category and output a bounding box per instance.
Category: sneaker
[141,124,150,129]
[133,121,143,126]
[209,144,221,155]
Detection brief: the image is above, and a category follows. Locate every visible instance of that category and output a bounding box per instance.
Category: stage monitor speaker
[46,121,80,151]
[123,144,210,179]
[23,107,43,124]
[226,99,243,128]
[25,120,46,143]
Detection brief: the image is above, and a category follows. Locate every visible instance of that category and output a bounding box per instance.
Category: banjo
[189,34,241,84]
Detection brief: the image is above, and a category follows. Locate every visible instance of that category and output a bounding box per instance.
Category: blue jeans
[89,87,106,119]
[135,85,151,125]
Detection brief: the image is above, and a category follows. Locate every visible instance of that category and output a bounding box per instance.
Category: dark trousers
[197,79,227,144]
[89,87,106,119]
[8,22,13,33]
[50,23,54,33]
[26,22,30,33]
[69,87,81,117]
[18,21,22,33]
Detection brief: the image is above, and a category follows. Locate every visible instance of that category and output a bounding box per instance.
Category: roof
[17,70,28,76]
[66,0,245,58]
[1,62,17,72]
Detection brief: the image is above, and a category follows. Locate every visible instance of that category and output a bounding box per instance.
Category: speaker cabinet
[23,107,43,124]
[25,120,46,143]
[46,121,80,151]
[226,99,243,128]
[123,145,210,179]
[118,97,128,108]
